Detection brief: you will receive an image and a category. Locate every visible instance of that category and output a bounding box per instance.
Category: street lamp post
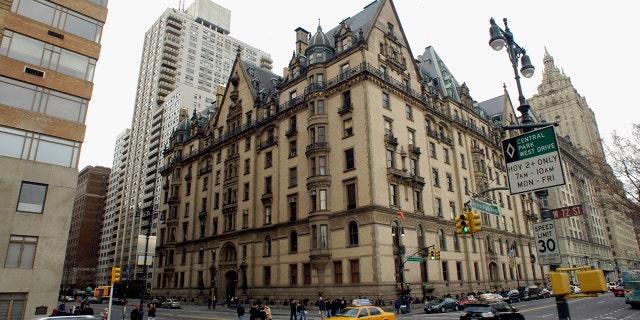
[138,208,157,317]
[489,18,569,320]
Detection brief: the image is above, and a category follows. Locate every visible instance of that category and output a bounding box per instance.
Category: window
[382,92,390,109]
[446,173,453,191]
[290,231,298,252]
[443,148,450,163]
[17,182,47,213]
[289,167,297,187]
[453,233,460,251]
[432,168,440,186]
[312,225,318,248]
[334,261,343,284]
[304,264,312,284]
[341,64,350,79]
[350,259,360,283]
[289,140,297,157]
[264,266,271,285]
[463,178,469,195]
[264,206,272,224]
[386,150,394,168]
[348,221,359,246]
[317,100,326,114]
[410,159,417,176]
[438,229,446,250]
[435,198,442,217]
[245,137,251,151]
[460,154,466,169]
[416,225,425,248]
[389,184,398,206]
[345,148,355,170]
[264,236,272,256]
[290,264,298,285]
[343,118,353,137]
[320,224,328,248]
[319,189,327,210]
[449,201,456,219]
[346,181,357,209]
[408,130,415,146]
[0,293,26,319]
[265,176,272,194]
[414,190,423,211]
[265,151,273,168]
[243,183,249,201]
[405,105,413,120]
[457,261,463,281]
[5,235,37,268]
[384,119,392,135]
[429,142,436,158]
[288,195,297,222]
[244,158,250,175]
[318,156,327,175]
[242,210,249,228]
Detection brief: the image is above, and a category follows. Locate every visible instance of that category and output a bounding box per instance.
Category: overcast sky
[80,0,639,168]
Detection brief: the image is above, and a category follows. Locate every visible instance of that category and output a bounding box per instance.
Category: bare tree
[589,124,640,215]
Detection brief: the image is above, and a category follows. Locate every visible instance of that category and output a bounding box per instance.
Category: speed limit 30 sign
[533,221,561,265]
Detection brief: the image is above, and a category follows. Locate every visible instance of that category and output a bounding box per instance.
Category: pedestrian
[208,296,213,310]
[249,304,259,320]
[289,298,297,320]
[130,305,140,320]
[394,297,401,314]
[318,297,326,320]
[100,308,108,319]
[213,295,217,309]
[263,305,272,320]
[148,303,157,320]
[237,301,246,320]
[297,301,307,320]
[79,303,94,315]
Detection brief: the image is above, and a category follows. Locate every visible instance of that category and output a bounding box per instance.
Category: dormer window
[387,22,394,35]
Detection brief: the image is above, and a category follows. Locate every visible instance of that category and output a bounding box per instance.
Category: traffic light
[455,213,470,234]
[469,212,482,233]
[111,267,121,284]
[434,249,441,260]
[428,250,435,260]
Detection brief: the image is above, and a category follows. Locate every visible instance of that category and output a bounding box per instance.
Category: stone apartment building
[155,0,549,302]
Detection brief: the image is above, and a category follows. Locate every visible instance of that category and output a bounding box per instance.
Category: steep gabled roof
[418,46,463,103]
[325,0,381,39]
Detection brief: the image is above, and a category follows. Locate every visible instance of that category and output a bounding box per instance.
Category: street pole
[489,17,569,320]
[140,210,152,318]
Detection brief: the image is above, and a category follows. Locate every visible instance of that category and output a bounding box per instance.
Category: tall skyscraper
[0,0,108,317]
[97,0,272,289]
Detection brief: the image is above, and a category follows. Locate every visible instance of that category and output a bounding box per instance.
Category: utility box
[549,272,572,296]
[577,269,607,293]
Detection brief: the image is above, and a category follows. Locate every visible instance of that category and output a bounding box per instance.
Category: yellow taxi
[332,299,397,320]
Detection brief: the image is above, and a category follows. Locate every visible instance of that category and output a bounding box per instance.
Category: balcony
[338,102,353,114]
[257,136,277,150]
[409,145,421,155]
[306,142,329,153]
[261,192,273,203]
[198,165,212,176]
[285,127,297,137]
[385,134,398,146]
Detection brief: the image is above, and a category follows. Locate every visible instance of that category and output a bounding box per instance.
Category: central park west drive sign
[502,126,566,194]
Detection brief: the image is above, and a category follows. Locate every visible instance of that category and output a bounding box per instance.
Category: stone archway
[224,270,238,301]
[488,262,500,281]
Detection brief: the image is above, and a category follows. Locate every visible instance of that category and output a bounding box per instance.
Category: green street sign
[470,197,500,216]
[407,256,423,262]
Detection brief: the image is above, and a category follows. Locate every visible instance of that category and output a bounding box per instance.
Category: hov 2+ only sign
[534,221,561,265]
[502,126,566,195]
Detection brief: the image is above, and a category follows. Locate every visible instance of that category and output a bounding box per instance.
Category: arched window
[416,225,425,249]
[290,231,298,252]
[264,236,272,256]
[348,221,359,246]
[438,229,446,250]
[453,232,460,251]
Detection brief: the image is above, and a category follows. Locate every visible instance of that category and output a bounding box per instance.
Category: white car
[161,298,182,309]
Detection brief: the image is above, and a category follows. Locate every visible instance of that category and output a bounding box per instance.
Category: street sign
[551,204,584,219]
[502,126,566,194]
[534,220,561,265]
[407,256,423,262]
[470,197,500,216]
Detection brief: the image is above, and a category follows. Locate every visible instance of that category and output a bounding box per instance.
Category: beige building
[0,0,107,317]
[156,0,549,303]
[527,49,640,277]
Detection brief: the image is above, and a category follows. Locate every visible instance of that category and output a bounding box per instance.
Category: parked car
[64,296,75,302]
[519,286,540,300]
[151,298,164,308]
[501,290,520,303]
[539,288,552,298]
[459,302,525,320]
[162,298,182,309]
[86,296,102,304]
[424,297,459,313]
[458,296,479,307]
[111,297,127,305]
[612,285,625,297]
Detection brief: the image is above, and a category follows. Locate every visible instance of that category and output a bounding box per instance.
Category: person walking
[289,298,297,320]
[394,298,401,314]
[147,303,157,320]
[208,296,213,310]
[79,304,94,315]
[236,301,246,320]
[297,301,307,320]
[263,305,272,320]
[318,297,326,320]
[130,305,140,320]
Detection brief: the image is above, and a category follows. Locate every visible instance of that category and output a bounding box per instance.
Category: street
[72,292,640,320]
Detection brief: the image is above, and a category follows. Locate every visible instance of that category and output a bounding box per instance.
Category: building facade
[527,49,640,277]
[62,165,111,293]
[155,0,548,304]
[0,0,107,317]
[97,0,272,289]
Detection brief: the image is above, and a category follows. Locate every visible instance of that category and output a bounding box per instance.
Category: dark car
[86,296,102,304]
[612,285,625,297]
[501,290,520,304]
[519,286,540,300]
[459,302,525,320]
[424,297,459,313]
[111,297,127,305]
